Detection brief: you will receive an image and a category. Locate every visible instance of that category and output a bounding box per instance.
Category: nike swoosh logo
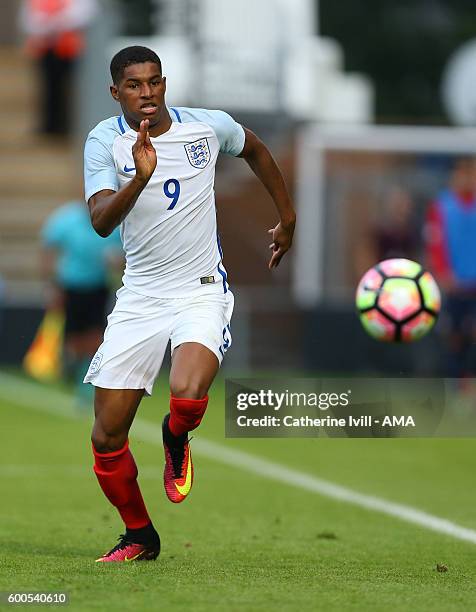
[124,552,142,562]
[123,164,136,173]
[175,446,192,496]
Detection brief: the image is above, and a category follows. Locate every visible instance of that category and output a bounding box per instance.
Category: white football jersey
[84,107,245,298]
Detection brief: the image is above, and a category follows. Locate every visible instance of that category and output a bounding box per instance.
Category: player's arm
[40,246,65,310]
[238,128,296,269]
[40,214,66,310]
[88,120,157,237]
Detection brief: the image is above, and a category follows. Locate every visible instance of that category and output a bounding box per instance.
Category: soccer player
[40,200,122,406]
[84,46,295,562]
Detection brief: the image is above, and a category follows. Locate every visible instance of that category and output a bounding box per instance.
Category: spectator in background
[41,200,122,406]
[372,186,420,262]
[424,157,476,377]
[355,185,420,277]
[19,0,97,135]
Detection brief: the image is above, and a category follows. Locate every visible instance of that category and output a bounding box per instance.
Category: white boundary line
[2,371,476,545]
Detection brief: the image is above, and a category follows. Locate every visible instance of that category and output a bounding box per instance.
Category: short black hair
[110,46,162,84]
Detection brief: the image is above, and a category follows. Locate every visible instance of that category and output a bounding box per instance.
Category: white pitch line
[1,371,476,545]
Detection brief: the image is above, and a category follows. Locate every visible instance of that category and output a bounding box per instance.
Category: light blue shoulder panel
[169,106,245,156]
[84,116,125,202]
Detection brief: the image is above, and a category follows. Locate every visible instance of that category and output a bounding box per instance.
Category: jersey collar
[117,114,130,134]
[118,110,177,134]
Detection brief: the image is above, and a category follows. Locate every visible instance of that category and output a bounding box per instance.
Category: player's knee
[170,376,208,399]
[91,423,128,453]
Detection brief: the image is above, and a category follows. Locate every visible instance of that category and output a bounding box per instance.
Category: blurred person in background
[41,199,123,406]
[355,185,420,278]
[19,0,97,135]
[372,186,420,262]
[424,157,476,377]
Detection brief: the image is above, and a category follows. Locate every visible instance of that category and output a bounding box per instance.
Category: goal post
[293,124,476,308]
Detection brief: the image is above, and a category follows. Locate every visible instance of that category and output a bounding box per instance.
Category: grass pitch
[1,371,476,611]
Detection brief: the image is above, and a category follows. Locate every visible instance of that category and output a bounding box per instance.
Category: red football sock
[92,440,150,530]
[169,395,208,437]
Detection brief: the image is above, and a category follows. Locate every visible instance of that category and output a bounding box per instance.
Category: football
[355,258,441,342]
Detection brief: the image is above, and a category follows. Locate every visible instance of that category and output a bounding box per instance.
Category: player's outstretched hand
[132,119,157,183]
[268,220,295,269]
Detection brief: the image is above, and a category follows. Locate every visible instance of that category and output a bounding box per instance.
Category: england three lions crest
[184,138,211,169]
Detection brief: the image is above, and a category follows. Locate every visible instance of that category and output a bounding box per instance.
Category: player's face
[111,62,166,128]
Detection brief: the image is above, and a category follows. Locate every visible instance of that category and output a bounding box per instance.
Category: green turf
[1,372,476,611]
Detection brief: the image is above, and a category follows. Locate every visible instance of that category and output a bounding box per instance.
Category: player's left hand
[268,220,295,269]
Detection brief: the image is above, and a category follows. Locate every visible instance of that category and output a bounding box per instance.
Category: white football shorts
[84,286,234,396]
